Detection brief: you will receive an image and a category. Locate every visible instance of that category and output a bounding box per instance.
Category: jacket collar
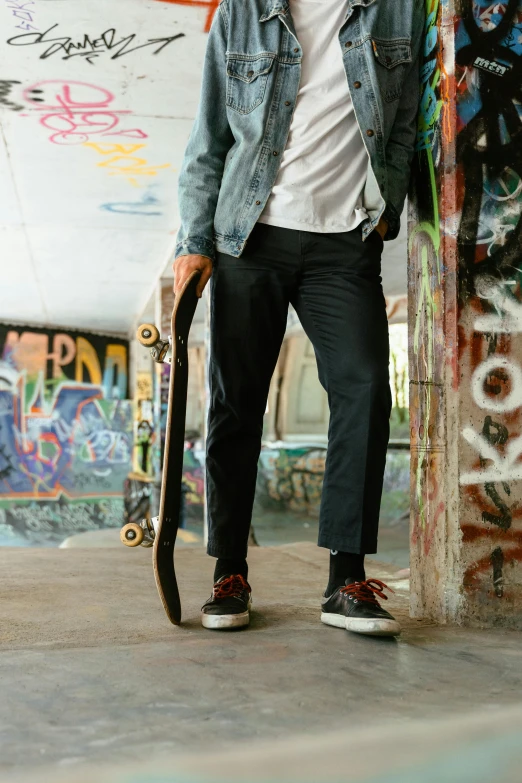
[259,0,289,22]
[259,0,377,21]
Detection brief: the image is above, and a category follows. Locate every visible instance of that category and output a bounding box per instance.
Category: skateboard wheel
[136,323,159,347]
[120,523,144,547]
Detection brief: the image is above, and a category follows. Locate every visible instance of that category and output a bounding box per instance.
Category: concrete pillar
[408,0,522,626]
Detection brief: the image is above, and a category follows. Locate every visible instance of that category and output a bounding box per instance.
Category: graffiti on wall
[0,325,132,543]
[257,448,326,515]
[100,189,162,216]
[154,0,219,33]
[16,79,172,190]
[0,79,23,110]
[3,0,38,33]
[7,24,184,64]
[178,445,326,517]
[134,371,155,476]
[455,0,522,607]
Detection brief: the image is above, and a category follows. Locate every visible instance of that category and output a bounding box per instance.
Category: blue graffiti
[100,191,162,215]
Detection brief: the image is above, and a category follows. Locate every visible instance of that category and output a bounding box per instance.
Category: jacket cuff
[382,202,401,241]
[174,236,215,262]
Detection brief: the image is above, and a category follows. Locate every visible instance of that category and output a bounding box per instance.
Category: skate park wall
[0,324,132,546]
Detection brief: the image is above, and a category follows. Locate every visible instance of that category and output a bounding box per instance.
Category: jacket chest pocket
[226,54,276,114]
[371,39,412,103]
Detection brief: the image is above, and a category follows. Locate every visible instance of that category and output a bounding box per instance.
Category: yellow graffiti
[106,344,127,379]
[136,371,153,401]
[75,337,102,385]
[83,141,171,187]
[83,143,146,155]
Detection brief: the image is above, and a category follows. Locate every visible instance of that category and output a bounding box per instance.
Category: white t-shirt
[258,0,370,233]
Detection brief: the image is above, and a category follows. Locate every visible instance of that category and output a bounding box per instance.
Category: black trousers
[206,221,392,559]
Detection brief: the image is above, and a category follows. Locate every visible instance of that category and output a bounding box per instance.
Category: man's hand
[173,254,213,298]
[375,217,389,241]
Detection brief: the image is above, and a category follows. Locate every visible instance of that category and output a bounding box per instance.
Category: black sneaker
[321,578,401,637]
[201,574,252,630]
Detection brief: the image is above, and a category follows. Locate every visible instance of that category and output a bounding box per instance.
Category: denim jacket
[175,0,425,261]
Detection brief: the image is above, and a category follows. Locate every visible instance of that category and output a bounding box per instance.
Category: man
[174,0,424,636]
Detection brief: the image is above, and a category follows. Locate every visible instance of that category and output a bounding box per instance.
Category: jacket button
[273,150,279,155]
[354,81,361,89]
[256,200,261,205]
[293,47,299,53]
[247,70,254,77]
[366,129,374,137]
[345,41,352,47]
[284,100,291,106]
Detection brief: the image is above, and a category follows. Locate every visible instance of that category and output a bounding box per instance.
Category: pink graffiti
[23,80,148,145]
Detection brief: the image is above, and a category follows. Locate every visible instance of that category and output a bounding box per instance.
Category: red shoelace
[339,578,393,604]
[213,574,251,599]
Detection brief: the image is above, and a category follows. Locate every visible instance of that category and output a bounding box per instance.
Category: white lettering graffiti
[461,280,522,484]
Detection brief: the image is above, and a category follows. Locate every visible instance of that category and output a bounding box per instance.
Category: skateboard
[120,270,200,624]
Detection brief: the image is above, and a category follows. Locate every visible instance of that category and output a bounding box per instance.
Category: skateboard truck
[120,516,159,548]
[136,323,172,364]
[126,322,172,550]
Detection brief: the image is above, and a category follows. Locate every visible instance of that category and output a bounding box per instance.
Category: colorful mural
[456,0,522,616]
[0,325,132,544]
[409,0,522,623]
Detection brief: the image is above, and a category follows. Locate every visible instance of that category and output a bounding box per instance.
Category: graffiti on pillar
[408,0,449,559]
[455,0,522,610]
[0,325,132,544]
[456,0,522,296]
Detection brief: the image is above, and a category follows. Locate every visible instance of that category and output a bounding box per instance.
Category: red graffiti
[412,498,445,557]
[22,80,148,145]
[154,0,219,33]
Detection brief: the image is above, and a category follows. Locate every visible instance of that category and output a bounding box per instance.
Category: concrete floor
[2,543,522,782]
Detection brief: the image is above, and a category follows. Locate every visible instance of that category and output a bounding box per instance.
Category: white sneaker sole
[321,612,401,637]
[201,610,250,630]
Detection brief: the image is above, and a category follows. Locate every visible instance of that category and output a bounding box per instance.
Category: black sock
[326,550,365,595]
[214,557,248,583]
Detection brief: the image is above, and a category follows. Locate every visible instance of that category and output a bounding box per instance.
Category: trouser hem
[207,541,248,560]
[317,536,377,555]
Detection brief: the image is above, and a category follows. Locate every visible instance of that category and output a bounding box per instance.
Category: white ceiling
[0,0,406,336]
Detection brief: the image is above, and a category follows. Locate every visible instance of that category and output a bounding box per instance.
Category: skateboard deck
[154,270,200,624]
[122,270,200,624]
